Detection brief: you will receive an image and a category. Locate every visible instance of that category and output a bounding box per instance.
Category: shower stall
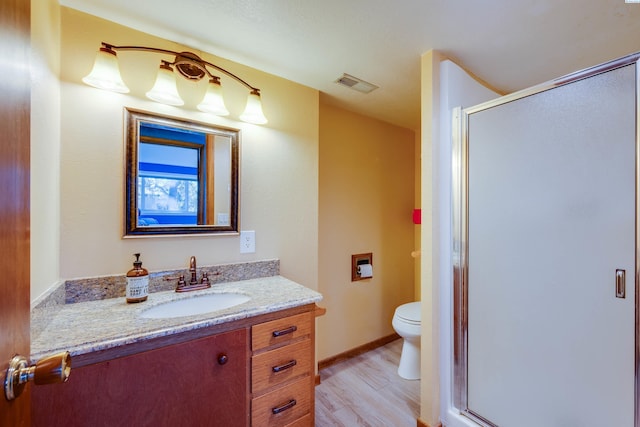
[451,54,640,426]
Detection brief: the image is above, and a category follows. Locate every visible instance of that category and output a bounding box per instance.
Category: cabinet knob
[217,353,228,365]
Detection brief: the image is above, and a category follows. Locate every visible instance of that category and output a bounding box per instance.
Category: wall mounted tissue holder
[352,253,373,281]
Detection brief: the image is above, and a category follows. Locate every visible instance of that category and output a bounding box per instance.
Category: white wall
[436,60,498,427]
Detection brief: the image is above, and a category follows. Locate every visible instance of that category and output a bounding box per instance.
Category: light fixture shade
[145,62,184,106]
[239,90,268,125]
[197,78,229,116]
[82,47,129,93]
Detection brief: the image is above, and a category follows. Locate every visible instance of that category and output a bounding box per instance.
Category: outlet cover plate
[240,230,256,253]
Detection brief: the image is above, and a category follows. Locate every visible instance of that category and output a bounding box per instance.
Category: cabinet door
[32,328,249,427]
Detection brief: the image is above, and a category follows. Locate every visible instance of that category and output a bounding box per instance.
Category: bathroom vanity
[30,275,322,426]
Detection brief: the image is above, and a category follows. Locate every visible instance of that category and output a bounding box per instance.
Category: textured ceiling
[61,0,640,130]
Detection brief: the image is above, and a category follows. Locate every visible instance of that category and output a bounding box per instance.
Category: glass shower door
[457,62,637,427]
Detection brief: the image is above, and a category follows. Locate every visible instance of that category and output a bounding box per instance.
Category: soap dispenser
[126,253,149,303]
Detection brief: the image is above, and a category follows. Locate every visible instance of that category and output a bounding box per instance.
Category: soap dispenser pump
[126,253,149,303]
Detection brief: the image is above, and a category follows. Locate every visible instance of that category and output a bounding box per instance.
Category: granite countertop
[31,276,322,362]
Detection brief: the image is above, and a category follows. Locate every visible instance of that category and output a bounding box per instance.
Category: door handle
[616,269,626,299]
[4,351,71,401]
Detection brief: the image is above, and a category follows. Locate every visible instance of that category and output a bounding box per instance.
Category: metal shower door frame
[451,53,640,427]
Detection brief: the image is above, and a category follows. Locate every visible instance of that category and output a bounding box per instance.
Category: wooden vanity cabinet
[250,311,315,426]
[32,328,249,427]
[31,304,316,427]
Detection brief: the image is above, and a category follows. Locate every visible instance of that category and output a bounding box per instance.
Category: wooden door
[0,0,32,425]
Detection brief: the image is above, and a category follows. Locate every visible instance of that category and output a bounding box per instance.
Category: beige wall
[414,130,422,301]
[31,0,62,303]
[420,50,442,427]
[54,8,318,289]
[317,102,416,360]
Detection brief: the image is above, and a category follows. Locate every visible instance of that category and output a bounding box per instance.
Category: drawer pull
[271,399,297,415]
[272,360,297,373]
[272,325,297,337]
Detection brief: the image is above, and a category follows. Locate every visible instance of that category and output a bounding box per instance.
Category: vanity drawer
[251,376,311,426]
[283,413,311,427]
[252,339,311,393]
[252,312,311,351]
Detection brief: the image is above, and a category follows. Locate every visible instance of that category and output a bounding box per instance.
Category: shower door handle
[616,269,625,299]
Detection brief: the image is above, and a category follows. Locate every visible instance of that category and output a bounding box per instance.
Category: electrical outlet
[240,230,256,253]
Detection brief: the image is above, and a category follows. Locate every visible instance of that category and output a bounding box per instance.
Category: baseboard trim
[417,418,442,427]
[318,333,400,371]
[315,374,321,385]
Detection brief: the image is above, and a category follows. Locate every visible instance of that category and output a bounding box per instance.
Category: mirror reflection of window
[137,123,204,226]
[214,135,231,225]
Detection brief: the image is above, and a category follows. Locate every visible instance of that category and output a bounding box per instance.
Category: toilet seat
[395,302,421,325]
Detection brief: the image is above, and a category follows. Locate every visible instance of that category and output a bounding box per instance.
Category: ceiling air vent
[334,73,379,94]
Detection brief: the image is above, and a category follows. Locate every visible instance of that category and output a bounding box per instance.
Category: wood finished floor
[315,339,420,427]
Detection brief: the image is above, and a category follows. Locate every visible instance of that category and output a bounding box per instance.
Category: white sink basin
[140,293,251,319]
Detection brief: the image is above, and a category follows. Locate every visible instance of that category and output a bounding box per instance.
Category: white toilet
[392,301,421,380]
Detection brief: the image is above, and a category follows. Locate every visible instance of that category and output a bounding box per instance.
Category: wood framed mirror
[124,109,239,236]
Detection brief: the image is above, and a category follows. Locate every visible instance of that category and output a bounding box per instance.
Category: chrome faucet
[175,256,212,293]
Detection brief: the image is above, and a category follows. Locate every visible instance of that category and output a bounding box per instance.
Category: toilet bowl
[392,301,421,380]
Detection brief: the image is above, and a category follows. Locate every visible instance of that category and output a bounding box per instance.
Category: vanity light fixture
[82,42,267,124]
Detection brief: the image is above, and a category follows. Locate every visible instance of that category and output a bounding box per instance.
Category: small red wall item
[413,209,421,225]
